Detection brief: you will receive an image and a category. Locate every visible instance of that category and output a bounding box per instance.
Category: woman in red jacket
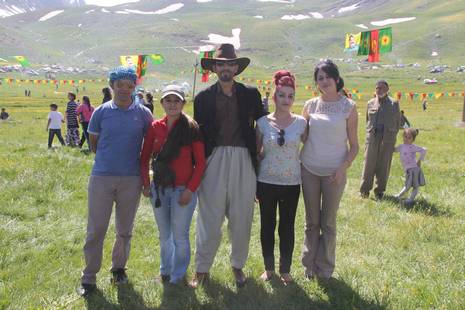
[140,84,206,285]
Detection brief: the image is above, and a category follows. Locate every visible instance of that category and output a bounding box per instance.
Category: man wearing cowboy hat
[191,43,267,288]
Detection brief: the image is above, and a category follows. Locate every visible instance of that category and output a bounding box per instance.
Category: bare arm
[302,103,309,121]
[330,105,359,184]
[89,134,98,153]
[46,118,51,131]
[301,121,309,142]
[345,105,359,165]
[256,126,264,161]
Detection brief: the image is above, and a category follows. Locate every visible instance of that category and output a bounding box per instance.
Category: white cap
[161,84,185,101]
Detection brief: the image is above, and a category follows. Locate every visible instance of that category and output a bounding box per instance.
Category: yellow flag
[345,33,361,52]
[120,55,139,68]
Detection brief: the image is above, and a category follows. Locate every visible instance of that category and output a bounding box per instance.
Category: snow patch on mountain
[281,14,310,20]
[258,0,294,3]
[338,2,360,13]
[84,0,140,6]
[309,12,323,19]
[371,17,416,26]
[39,10,64,21]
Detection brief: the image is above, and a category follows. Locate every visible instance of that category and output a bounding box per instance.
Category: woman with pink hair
[256,70,308,284]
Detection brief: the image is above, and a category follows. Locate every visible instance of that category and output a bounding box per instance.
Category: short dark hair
[314,59,344,92]
[50,103,58,109]
[376,80,389,87]
[68,92,76,100]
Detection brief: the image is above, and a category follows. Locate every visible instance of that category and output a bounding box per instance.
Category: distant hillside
[0,0,464,76]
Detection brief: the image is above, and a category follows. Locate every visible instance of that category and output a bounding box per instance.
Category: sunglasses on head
[277,129,285,146]
[215,60,237,67]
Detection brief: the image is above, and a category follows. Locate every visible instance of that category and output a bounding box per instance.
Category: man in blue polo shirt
[77,66,153,297]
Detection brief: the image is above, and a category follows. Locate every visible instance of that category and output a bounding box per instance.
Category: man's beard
[218,70,233,82]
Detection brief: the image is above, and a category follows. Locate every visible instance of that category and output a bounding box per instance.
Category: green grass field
[1,71,465,309]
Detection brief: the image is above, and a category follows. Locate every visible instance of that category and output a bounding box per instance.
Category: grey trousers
[81,175,142,284]
[360,134,395,195]
[195,147,257,273]
[301,166,346,278]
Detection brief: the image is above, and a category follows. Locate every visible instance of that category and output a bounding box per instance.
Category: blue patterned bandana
[109,66,137,83]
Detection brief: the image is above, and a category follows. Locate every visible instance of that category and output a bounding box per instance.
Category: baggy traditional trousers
[195,146,256,273]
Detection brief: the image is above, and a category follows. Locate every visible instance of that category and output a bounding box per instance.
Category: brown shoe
[232,267,246,287]
[189,272,209,288]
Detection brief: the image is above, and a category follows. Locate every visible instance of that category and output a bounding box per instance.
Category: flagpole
[192,58,198,100]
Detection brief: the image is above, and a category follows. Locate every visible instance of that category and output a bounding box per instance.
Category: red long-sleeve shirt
[140,116,206,192]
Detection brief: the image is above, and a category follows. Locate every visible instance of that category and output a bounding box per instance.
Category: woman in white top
[300,59,359,279]
[256,70,307,284]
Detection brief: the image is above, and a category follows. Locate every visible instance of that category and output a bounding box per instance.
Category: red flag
[368,29,380,62]
[200,50,214,82]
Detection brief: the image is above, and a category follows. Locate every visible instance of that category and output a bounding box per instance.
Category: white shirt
[300,96,355,176]
[48,111,63,129]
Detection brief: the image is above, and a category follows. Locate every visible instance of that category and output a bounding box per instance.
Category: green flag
[149,54,165,65]
[378,27,392,54]
[357,31,370,56]
[13,56,30,67]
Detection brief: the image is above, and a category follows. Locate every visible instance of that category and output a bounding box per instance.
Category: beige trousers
[81,175,142,284]
[360,134,395,195]
[195,147,257,273]
[301,166,346,278]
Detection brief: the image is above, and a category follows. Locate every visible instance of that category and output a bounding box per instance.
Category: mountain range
[0,0,464,78]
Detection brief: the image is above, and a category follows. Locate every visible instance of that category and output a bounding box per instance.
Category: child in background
[394,128,427,204]
[46,103,65,149]
[0,108,9,120]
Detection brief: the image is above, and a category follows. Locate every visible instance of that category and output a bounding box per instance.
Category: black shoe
[76,283,96,297]
[111,268,128,285]
[360,192,369,199]
[154,274,170,284]
[375,193,384,200]
[232,268,246,288]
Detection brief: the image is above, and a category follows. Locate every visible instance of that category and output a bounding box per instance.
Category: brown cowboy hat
[201,43,250,76]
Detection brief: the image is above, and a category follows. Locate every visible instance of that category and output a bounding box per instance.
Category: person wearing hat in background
[140,84,206,285]
[144,92,155,114]
[191,43,268,288]
[77,66,153,297]
[135,90,147,106]
[360,80,401,200]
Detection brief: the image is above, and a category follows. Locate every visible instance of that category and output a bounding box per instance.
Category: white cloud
[371,17,416,26]
[355,24,368,29]
[254,15,264,19]
[85,0,140,7]
[197,0,212,2]
[39,10,64,22]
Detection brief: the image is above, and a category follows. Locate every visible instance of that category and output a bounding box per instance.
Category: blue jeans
[151,184,197,283]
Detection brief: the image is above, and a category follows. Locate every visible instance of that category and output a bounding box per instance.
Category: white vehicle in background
[423,78,438,84]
